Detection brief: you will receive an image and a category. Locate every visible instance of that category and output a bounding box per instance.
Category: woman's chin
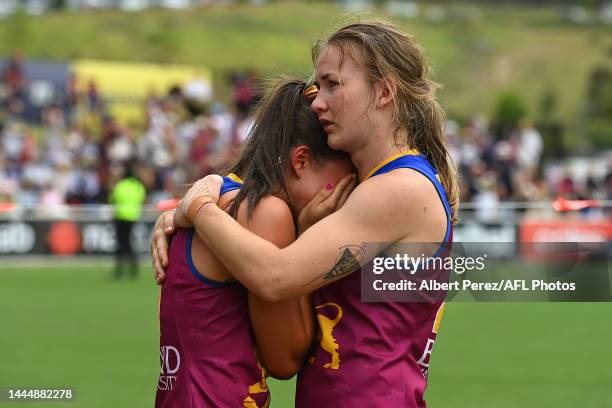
[326,134,345,151]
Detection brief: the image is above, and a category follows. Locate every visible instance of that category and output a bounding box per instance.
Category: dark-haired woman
[155,79,356,408]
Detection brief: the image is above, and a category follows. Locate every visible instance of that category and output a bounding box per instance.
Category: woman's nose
[311,92,327,113]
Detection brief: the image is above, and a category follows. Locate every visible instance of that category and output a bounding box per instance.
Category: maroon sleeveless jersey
[156,176,270,408]
[296,152,452,407]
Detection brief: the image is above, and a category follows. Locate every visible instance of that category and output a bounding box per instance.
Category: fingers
[336,176,358,209]
[151,211,176,284]
[163,210,175,235]
[174,202,193,228]
[325,173,356,209]
[157,237,169,283]
[179,175,224,224]
[188,175,224,203]
[151,228,167,284]
[158,211,175,267]
[206,174,224,196]
[152,175,224,285]
[153,247,166,285]
[311,182,336,206]
[158,230,170,269]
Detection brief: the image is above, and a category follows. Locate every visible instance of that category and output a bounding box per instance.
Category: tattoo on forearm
[301,244,366,288]
[323,245,366,281]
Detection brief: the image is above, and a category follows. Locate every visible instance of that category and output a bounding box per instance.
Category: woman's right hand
[152,174,224,284]
[297,173,357,235]
[151,210,176,285]
[175,174,224,227]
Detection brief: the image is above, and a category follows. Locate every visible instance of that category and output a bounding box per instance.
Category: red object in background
[520,219,612,244]
[48,221,82,255]
[519,218,612,260]
[0,203,17,212]
[552,196,602,212]
[157,199,179,212]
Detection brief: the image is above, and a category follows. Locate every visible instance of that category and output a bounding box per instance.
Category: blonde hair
[313,21,459,223]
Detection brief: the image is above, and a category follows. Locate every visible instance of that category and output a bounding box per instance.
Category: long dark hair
[226,78,346,219]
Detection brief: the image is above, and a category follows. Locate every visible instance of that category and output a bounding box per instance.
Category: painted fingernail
[326,183,334,190]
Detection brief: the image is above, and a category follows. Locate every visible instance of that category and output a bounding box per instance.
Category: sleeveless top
[296,151,452,407]
[156,174,270,408]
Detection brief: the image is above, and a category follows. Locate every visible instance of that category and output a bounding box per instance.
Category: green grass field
[1,264,611,407]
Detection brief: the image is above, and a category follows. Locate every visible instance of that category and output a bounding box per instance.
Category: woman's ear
[290,145,314,178]
[375,79,396,109]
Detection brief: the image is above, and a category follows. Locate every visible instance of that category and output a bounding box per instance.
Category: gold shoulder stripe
[363,149,420,181]
[227,173,244,184]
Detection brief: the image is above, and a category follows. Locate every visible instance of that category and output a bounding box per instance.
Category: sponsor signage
[0,221,154,255]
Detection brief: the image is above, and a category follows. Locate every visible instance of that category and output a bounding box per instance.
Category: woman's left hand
[297,173,357,235]
[151,210,176,285]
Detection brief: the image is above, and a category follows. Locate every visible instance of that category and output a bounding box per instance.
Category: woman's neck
[351,130,411,182]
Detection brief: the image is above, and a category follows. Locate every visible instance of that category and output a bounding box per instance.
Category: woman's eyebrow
[318,73,336,82]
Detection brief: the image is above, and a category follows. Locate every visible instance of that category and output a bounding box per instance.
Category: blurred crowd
[446,117,611,220]
[1,52,610,221]
[0,52,262,214]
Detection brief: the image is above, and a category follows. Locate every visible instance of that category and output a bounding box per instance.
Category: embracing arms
[182,169,444,301]
[237,197,315,379]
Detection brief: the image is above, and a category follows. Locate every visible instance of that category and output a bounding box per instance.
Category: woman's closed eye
[327,80,339,89]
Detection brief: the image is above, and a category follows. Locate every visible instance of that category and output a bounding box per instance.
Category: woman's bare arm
[236,197,315,379]
[187,169,445,301]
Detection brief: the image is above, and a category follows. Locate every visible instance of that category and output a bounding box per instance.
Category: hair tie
[302,84,318,100]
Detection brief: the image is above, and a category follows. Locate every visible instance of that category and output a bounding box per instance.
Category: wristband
[186,196,214,223]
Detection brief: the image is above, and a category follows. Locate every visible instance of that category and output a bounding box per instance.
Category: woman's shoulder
[362,167,439,198]
[254,195,292,213]
[233,195,292,222]
[237,195,296,247]
[343,169,444,228]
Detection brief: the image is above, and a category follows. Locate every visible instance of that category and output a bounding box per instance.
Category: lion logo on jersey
[315,302,343,370]
[242,347,270,408]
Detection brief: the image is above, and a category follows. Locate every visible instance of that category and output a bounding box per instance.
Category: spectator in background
[230,71,261,146]
[4,95,27,121]
[183,74,212,105]
[189,119,217,177]
[86,79,102,112]
[138,96,178,170]
[63,72,79,119]
[2,50,27,100]
[41,104,68,166]
[209,102,234,151]
[472,172,500,223]
[515,118,543,179]
[66,161,102,204]
[109,163,146,280]
[232,71,262,116]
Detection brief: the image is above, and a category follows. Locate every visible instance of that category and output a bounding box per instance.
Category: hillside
[1,1,611,142]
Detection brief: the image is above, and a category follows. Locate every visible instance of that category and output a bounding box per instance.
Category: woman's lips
[320,119,334,131]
